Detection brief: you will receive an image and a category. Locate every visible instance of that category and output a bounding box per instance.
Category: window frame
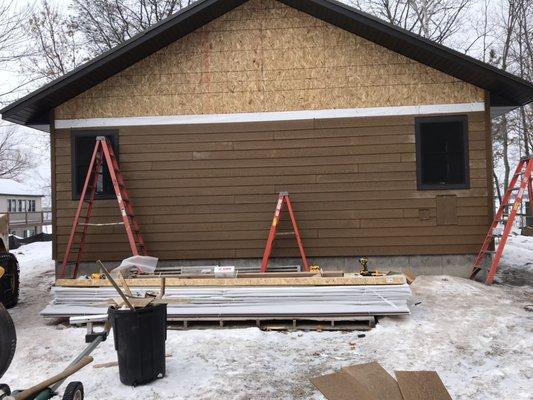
[415,115,470,191]
[71,129,119,201]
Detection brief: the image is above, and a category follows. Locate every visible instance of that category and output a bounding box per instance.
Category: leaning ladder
[59,137,147,279]
[260,192,309,273]
[470,156,533,284]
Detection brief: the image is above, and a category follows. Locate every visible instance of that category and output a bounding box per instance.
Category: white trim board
[55,103,485,129]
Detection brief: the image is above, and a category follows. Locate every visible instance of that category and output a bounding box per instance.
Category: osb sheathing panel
[55,0,484,120]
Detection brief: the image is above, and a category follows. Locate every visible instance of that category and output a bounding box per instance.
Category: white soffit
[55,103,486,129]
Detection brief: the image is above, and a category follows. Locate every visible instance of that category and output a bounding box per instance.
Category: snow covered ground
[3,240,533,400]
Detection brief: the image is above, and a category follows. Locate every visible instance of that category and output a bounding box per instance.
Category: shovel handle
[13,356,93,400]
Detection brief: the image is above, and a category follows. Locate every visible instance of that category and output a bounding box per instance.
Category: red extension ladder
[260,192,309,273]
[59,137,147,279]
[470,156,533,284]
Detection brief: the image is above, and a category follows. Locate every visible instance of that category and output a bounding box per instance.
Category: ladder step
[79,222,124,227]
[276,231,295,236]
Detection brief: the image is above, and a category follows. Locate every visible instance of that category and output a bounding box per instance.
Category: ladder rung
[276,231,295,236]
[79,222,125,227]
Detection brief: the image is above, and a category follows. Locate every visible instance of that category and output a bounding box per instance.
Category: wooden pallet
[167,316,376,331]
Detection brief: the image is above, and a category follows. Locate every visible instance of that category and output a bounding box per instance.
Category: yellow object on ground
[309,265,321,273]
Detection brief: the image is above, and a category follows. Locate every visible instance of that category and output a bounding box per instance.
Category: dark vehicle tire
[63,381,84,400]
[0,304,16,380]
[0,256,19,309]
[0,383,11,398]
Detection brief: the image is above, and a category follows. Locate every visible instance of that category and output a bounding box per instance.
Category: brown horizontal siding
[52,113,490,262]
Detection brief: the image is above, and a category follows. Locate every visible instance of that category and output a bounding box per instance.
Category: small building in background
[0,179,49,238]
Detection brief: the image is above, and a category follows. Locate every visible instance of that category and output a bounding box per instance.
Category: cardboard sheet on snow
[395,371,453,400]
[311,372,376,400]
[342,362,403,400]
[311,362,452,400]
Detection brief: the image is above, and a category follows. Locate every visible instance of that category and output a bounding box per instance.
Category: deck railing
[8,211,52,227]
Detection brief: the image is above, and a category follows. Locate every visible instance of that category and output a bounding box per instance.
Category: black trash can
[108,303,167,386]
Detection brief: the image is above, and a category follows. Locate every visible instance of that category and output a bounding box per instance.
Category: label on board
[214,266,236,278]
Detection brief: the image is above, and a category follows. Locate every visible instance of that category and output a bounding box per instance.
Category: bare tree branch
[0,125,35,180]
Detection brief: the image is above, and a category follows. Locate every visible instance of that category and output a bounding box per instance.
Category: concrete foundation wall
[60,254,489,279]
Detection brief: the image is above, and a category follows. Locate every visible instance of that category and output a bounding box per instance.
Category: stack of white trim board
[41,272,412,321]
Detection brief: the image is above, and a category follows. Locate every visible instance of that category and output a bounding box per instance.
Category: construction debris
[311,362,452,400]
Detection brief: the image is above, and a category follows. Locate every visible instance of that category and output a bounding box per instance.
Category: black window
[71,131,119,199]
[416,116,469,190]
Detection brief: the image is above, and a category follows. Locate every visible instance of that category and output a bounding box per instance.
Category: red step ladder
[470,156,533,284]
[59,137,147,279]
[260,192,309,273]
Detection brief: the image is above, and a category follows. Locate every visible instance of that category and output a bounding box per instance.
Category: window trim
[71,129,119,201]
[415,115,470,190]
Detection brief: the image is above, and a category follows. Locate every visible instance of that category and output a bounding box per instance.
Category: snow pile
[11,242,55,281]
[3,241,533,400]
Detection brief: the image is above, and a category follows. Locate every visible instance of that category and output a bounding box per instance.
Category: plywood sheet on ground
[395,371,453,400]
[342,362,403,400]
[311,372,377,400]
